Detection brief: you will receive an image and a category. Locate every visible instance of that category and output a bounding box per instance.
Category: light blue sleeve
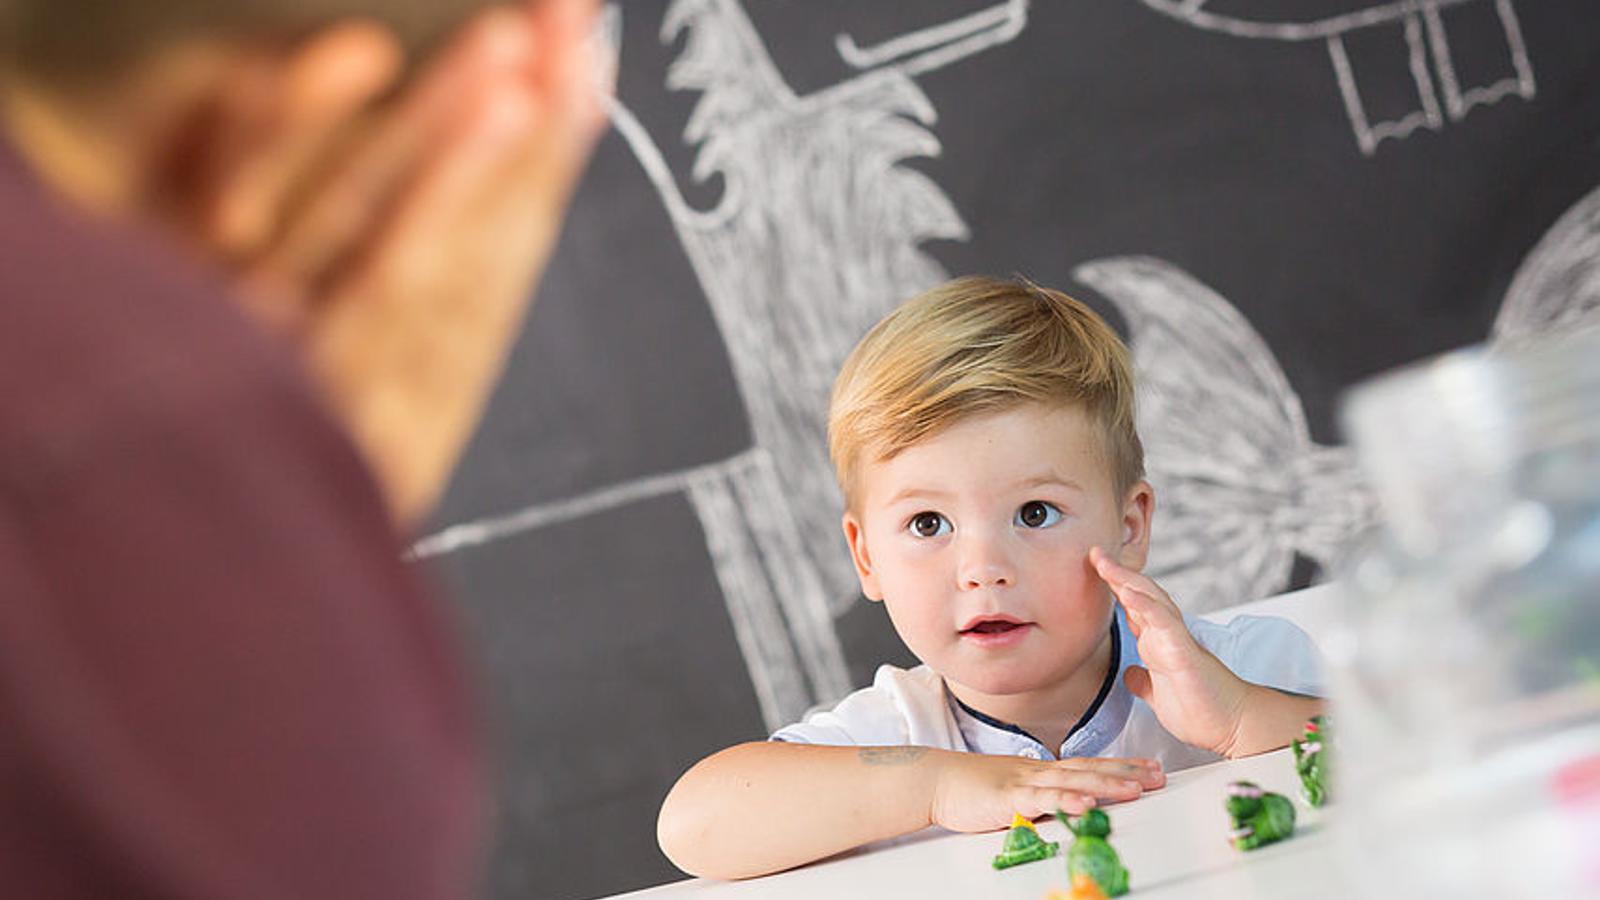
[1187,613,1324,697]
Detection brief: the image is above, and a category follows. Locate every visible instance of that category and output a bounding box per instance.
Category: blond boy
[657,277,1324,879]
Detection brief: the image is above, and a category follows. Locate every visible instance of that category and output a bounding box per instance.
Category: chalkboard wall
[418,2,1600,897]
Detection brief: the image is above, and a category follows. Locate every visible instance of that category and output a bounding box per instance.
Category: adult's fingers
[301,0,605,523]
[500,0,610,259]
[362,0,604,310]
[298,77,543,522]
[219,21,405,333]
[254,5,542,294]
[211,20,403,258]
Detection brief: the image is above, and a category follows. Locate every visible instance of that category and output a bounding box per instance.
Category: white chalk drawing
[1139,0,1536,156]
[1071,177,1600,609]
[1492,181,1600,343]
[419,0,1027,730]
[1074,257,1380,611]
[415,0,1593,727]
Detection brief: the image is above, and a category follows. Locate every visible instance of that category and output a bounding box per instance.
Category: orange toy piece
[1042,874,1110,900]
[1069,873,1110,900]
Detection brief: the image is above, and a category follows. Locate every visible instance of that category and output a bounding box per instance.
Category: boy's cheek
[1038,570,1114,620]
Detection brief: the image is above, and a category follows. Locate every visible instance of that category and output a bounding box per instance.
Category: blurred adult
[0,0,605,896]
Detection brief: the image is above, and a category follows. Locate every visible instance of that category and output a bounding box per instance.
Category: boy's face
[842,403,1152,699]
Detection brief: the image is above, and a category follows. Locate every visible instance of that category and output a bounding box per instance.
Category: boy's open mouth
[964,621,1020,634]
[959,615,1029,636]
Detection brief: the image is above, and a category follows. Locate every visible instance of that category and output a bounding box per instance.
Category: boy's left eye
[1015,501,1062,529]
[907,511,952,538]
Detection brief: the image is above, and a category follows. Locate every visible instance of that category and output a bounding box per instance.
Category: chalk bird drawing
[1492,181,1600,344]
[415,0,1590,725]
[1138,0,1536,156]
[1073,257,1379,612]
[416,0,1029,729]
[1072,174,1600,609]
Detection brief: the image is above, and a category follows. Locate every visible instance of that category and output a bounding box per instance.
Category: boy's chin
[944,667,1057,698]
[942,654,1096,698]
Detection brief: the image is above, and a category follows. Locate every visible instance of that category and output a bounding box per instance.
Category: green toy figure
[1291,715,1330,806]
[1224,781,1296,851]
[1055,808,1130,897]
[991,813,1059,870]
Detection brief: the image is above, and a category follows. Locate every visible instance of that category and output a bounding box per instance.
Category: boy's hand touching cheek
[1088,546,1255,758]
[928,752,1164,833]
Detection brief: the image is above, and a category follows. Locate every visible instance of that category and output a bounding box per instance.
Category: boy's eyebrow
[882,476,1085,506]
[1015,474,1086,492]
[884,487,952,506]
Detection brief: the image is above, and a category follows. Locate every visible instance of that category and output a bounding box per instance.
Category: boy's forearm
[1223,685,1325,759]
[657,741,946,879]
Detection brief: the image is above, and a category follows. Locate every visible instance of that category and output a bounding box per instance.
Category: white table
[606,585,1353,899]
[615,745,1348,899]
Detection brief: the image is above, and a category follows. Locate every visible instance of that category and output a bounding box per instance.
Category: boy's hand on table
[1089,546,1258,758]
[927,751,1163,833]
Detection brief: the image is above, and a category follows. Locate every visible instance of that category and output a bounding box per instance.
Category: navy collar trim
[950,619,1121,753]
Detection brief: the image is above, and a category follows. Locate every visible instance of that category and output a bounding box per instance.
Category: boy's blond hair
[828,275,1144,506]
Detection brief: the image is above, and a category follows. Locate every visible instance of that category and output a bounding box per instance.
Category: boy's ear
[841,511,883,602]
[1118,480,1154,571]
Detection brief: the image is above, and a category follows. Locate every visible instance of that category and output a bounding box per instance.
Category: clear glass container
[1328,327,1600,899]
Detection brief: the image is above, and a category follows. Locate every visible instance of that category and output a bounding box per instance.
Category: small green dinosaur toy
[1224,781,1296,851]
[1054,808,1129,897]
[991,813,1059,870]
[1291,715,1330,807]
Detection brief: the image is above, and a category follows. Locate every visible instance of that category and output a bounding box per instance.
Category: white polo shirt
[770,608,1323,772]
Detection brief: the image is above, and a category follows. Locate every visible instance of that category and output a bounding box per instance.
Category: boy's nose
[957,535,1015,589]
[961,565,1012,589]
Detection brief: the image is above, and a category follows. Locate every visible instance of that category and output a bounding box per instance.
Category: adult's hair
[0,0,500,84]
[828,274,1145,506]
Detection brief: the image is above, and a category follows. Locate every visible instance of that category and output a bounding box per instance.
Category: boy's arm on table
[1089,547,1324,759]
[657,741,1162,880]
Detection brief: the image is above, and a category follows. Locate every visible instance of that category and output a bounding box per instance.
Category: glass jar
[1328,327,1600,899]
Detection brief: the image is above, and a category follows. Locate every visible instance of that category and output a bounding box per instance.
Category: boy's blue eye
[1016,501,1062,529]
[907,511,951,538]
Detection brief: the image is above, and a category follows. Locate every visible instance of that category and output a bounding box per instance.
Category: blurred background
[413,2,1600,897]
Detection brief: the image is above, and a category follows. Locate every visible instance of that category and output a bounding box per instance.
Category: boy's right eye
[907,512,951,538]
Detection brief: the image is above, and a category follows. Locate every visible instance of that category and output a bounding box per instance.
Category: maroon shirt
[0,140,485,898]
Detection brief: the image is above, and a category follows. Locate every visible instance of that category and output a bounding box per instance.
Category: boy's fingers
[1092,546,1183,623]
[1028,769,1144,801]
[1055,757,1166,787]
[1053,757,1161,775]
[1023,789,1094,818]
[1124,665,1154,702]
[1105,583,1159,640]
